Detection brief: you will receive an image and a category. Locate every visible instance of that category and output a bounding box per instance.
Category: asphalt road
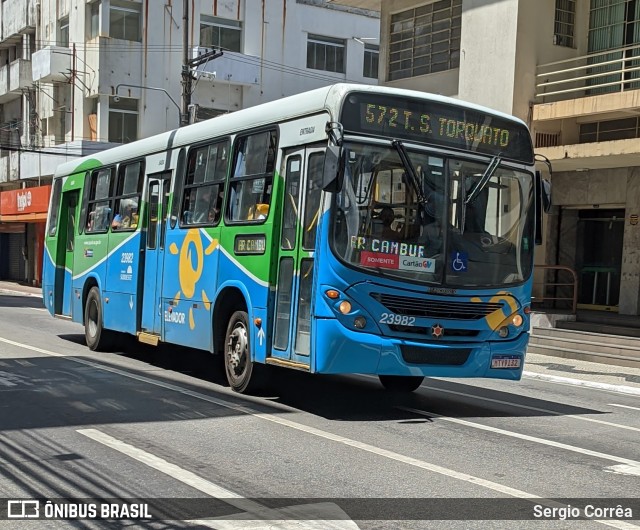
[0,291,638,529]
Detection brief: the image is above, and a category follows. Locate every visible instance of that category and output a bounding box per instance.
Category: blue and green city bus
[43,83,547,393]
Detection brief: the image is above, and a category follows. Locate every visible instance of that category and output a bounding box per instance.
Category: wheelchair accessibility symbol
[451,252,468,272]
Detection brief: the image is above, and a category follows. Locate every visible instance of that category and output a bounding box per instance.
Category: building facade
[330,0,640,316]
[0,0,379,285]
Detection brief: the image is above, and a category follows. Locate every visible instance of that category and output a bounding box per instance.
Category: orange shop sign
[0,185,51,216]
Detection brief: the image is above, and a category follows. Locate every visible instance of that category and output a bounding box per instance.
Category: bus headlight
[512,314,523,327]
[338,301,352,314]
[498,326,509,338]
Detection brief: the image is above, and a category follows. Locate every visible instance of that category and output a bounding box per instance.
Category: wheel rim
[226,321,248,383]
[87,299,98,338]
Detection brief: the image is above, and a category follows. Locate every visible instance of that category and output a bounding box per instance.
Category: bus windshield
[331,142,535,288]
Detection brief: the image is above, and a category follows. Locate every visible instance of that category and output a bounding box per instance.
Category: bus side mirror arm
[322,145,345,193]
[534,171,552,245]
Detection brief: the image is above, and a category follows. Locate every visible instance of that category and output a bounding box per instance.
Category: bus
[43,83,548,393]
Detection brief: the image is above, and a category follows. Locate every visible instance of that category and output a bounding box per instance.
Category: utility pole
[181,0,191,127]
[181,0,223,127]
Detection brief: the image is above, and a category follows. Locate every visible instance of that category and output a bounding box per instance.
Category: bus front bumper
[314,318,528,381]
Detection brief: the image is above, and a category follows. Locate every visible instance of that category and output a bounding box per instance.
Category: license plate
[491,356,521,369]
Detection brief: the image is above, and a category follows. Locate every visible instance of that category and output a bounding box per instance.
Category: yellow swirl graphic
[179,229,204,299]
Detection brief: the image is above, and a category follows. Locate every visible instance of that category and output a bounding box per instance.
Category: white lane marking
[523,371,640,397]
[30,308,48,312]
[1,336,636,529]
[605,464,640,477]
[359,374,640,434]
[78,428,356,530]
[610,404,640,412]
[399,406,640,469]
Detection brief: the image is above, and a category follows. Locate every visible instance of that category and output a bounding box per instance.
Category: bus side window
[180,140,229,227]
[111,161,143,231]
[86,167,115,233]
[227,130,277,223]
[47,179,63,236]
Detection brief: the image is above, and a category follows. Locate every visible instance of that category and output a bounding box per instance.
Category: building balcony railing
[32,46,72,84]
[536,43,640,103]
[1,0,37,39]
[9,59,32,93]
[0,157,9,184]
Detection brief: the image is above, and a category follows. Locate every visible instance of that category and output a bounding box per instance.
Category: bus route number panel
[340,92,534,163]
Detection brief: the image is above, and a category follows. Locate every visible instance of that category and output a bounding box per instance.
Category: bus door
[56,190,79,317]
[272,147,325,364]
[140,172,171,334]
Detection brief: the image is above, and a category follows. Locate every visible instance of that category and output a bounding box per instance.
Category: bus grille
[400,345,471,365]
[371,293,503,320]
[388,325,479,337]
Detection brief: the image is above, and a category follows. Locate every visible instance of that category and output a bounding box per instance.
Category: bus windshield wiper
[464,155,501,205]
[392,140,427,205]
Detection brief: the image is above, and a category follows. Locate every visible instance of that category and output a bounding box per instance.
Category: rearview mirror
[322,145,345,193]
[541,178,551,213]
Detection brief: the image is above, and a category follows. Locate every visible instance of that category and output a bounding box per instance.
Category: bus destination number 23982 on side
[43,83,550,394]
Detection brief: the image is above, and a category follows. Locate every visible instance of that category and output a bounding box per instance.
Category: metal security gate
[7,232,25,281]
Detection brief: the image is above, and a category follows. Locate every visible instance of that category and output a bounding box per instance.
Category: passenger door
[140,172,171,334]
[271,147,325,364]
[56,190,79,317]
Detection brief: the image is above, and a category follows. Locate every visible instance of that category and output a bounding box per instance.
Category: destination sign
[340,92,534,163]
[234,234,266,255]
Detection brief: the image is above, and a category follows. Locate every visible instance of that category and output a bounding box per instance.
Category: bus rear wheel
[378,375,424,392]
[84,287,114,351]
[224,310,267,393]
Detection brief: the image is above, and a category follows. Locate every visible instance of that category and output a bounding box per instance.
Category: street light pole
[115,83,182,127]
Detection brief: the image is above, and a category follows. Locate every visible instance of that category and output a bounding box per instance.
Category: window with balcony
[109,97,138,143]
[579,117,640,143]
[588,0,640,94]
[58,17,69,47]
[110,1,141,42]
[554,0,575,48]
[388,0,462,81]
[200,16,241,52]
[363,43,379,78]
[307,35,346,74]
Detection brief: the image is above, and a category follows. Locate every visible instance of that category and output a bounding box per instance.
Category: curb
[522,370,640,396]
[0,288,43,299]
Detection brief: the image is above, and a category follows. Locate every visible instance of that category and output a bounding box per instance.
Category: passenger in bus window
[194,187,212,223]
[375,206,397,240]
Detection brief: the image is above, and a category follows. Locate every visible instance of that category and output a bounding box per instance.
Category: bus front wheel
[378,375,424,392]
[224,310,267,393]
[84,287,114,351]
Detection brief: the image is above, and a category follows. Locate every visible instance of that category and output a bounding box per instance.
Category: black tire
[224,310,268,393]
[379,375,424,392]
[84,287,114,351]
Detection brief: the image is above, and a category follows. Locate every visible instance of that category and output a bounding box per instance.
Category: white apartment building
[330,0,640,317]
[0,0,379,285]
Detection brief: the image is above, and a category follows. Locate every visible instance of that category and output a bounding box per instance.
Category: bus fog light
[498,326,509,338]
[512,314,523,327]
[354,316,367,329]
[338,301,352,314]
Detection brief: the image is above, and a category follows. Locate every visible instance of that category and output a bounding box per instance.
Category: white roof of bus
[54,83,528,177]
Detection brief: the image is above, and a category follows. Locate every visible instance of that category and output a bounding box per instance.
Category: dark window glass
[227,131,277,223]
[181,140,229,226]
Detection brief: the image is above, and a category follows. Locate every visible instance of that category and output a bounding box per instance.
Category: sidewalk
[523,352,640,395]
[0,281,43,298]
[0,280,638,394]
